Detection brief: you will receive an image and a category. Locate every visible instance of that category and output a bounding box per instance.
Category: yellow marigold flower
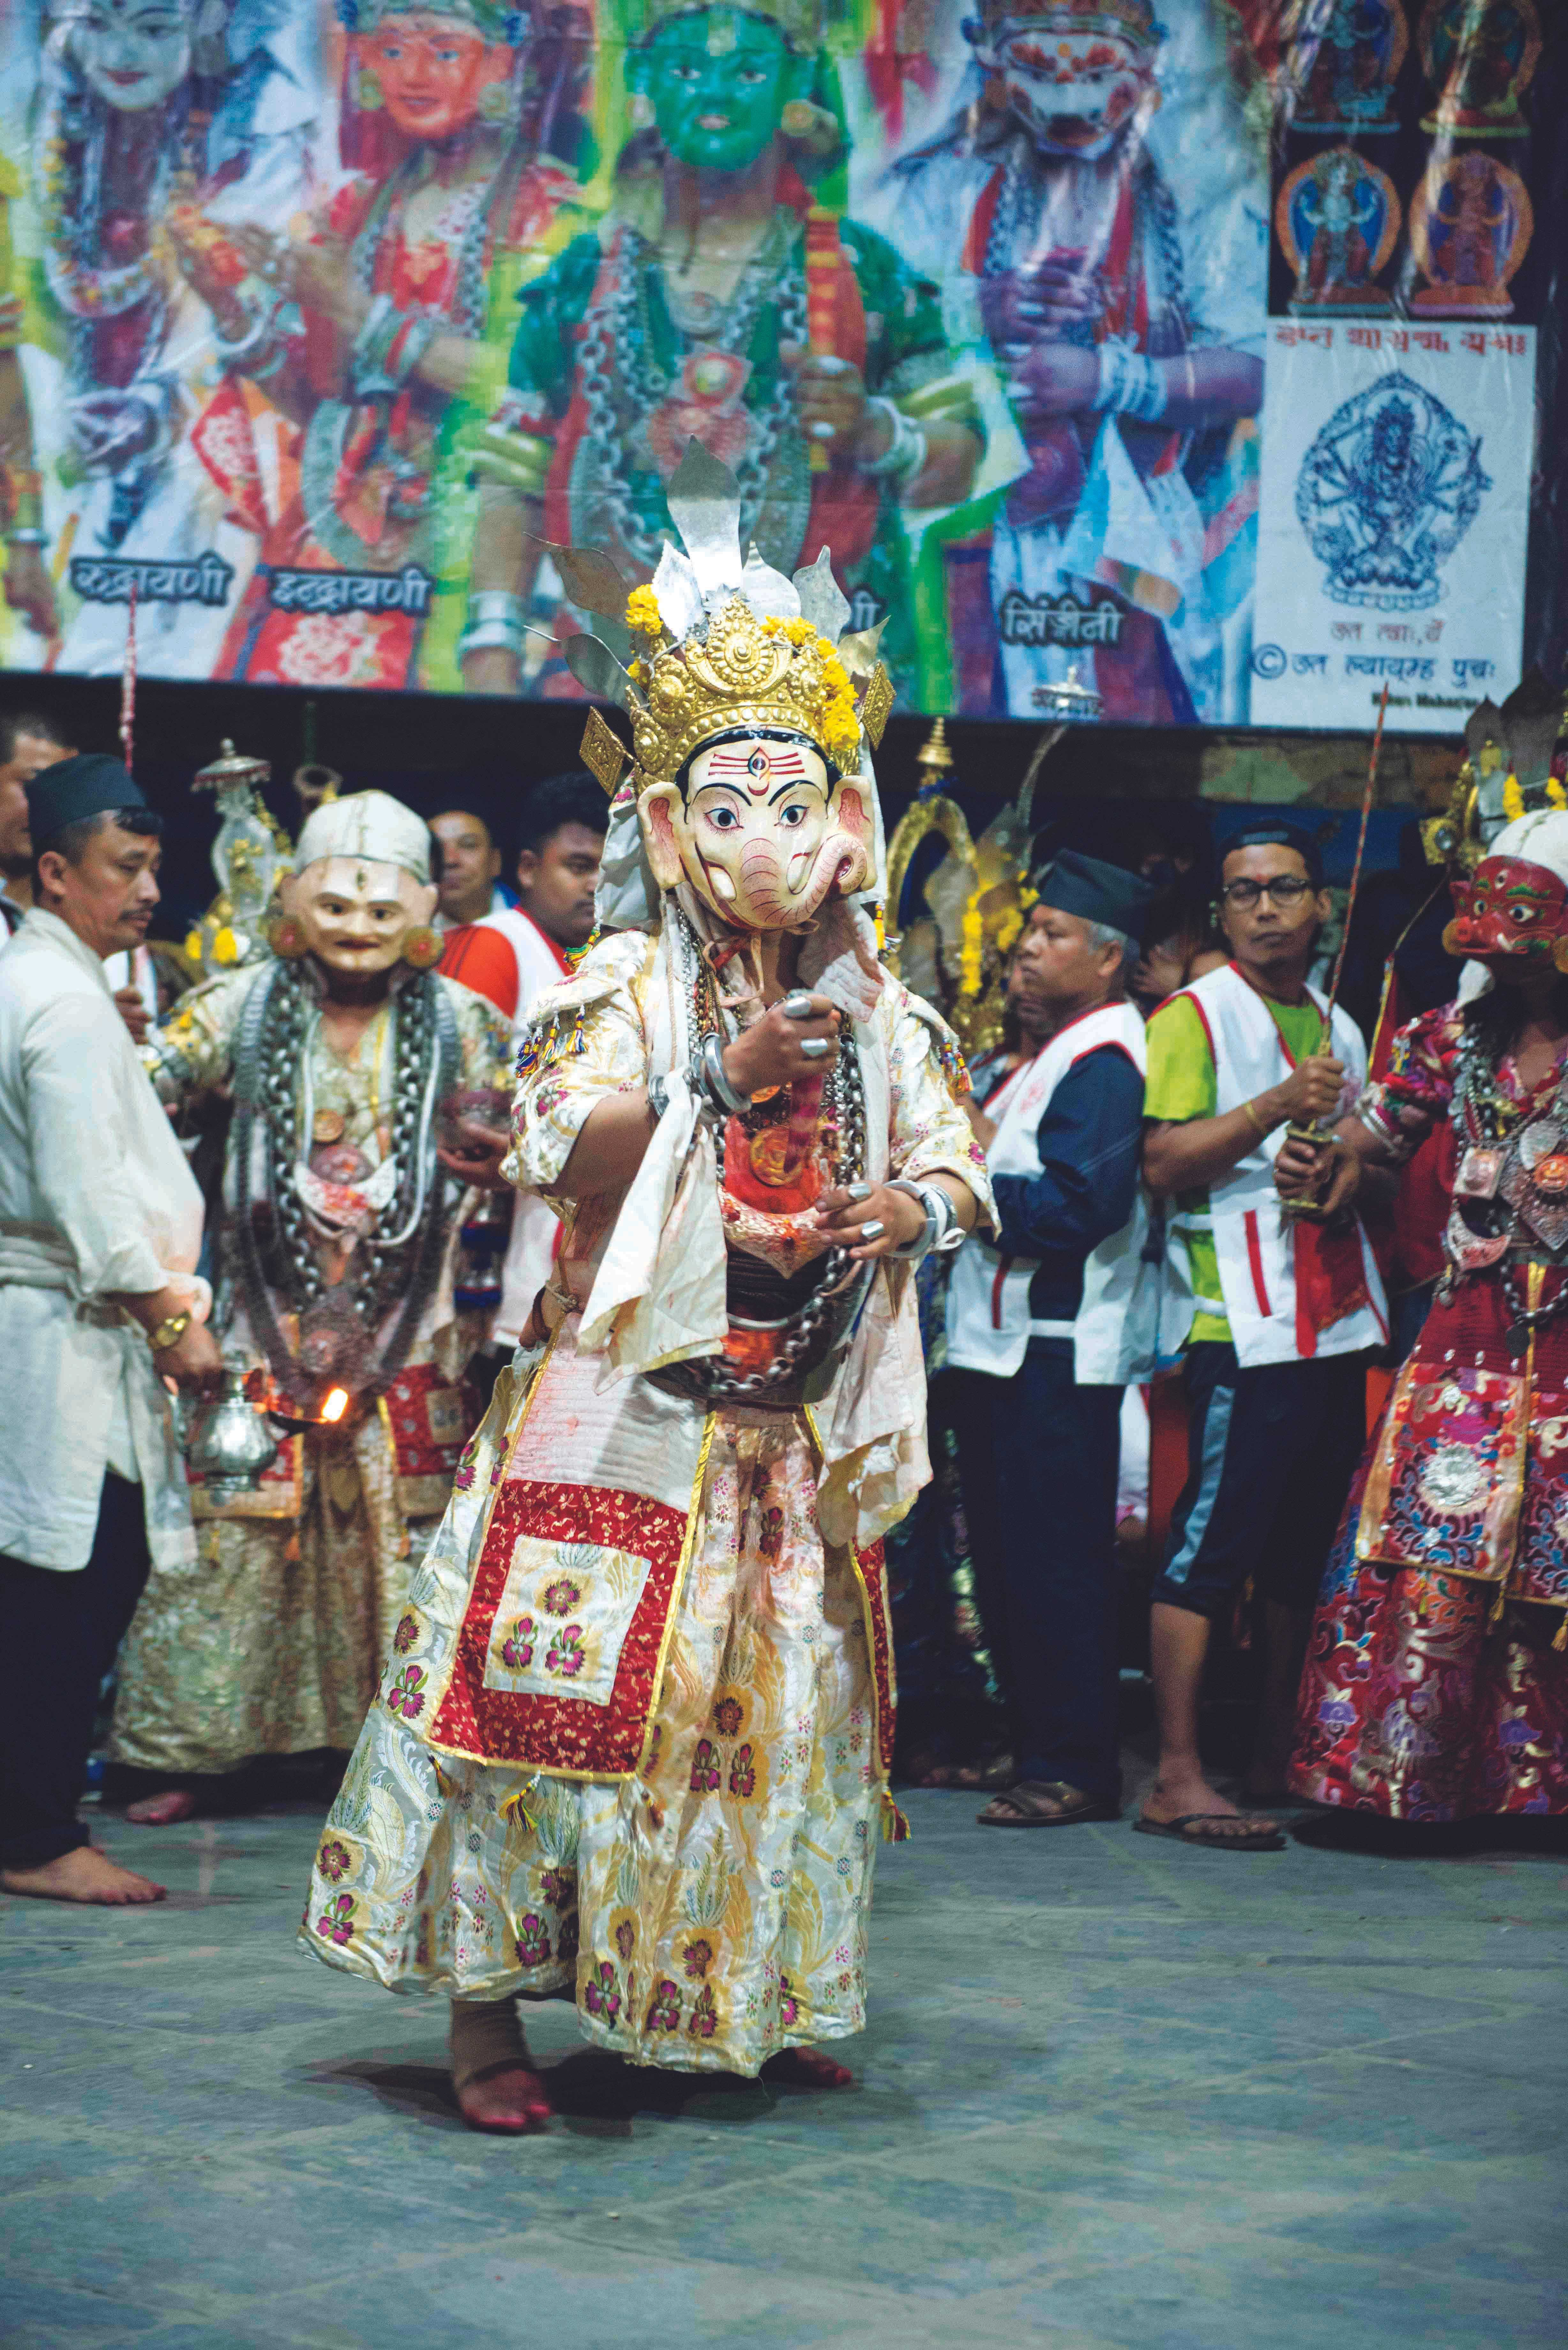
[787,618,815,645]
[212,926,240,966]
[1502,773,1524,823]
[625,585,663,637]
[184,929,203,963]
[825,708,862,764]
[628,658,651,686]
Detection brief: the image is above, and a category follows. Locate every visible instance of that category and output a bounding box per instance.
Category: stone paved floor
[3,1786,1564,2349]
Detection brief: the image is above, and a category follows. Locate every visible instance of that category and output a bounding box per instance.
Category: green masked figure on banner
[173,0,593,691]
[461,0,1007,704]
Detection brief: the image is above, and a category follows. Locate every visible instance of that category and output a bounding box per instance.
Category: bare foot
[454,2060,553,2135]
[125,1789,198,1826]
[2,1846,167,1905]
[763,2047,855,2089]
[1140,1771,1280,1844]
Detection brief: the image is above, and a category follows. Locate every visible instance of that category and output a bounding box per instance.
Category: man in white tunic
[0,756,219,1907]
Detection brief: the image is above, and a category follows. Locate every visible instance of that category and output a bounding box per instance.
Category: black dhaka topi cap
[26,754,147,845]
[1034,849,1156,945]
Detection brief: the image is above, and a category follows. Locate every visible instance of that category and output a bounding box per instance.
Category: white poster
[1250,321,1534,733]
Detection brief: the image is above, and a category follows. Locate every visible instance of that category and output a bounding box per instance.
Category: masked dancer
[111,791,512,1820]
[463,0,1004,708]
[301,445,993,2131]
[174,0,590,692]
[1286,807,1568,1821]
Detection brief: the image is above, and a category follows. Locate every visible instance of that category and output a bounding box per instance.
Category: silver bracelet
[214,290,286,369]
[860,397,928,483]
[348,292,396,396]
[457,616,526,659]
[886,1178,961,1262]
[700,1033,749,1119]
[647,1071,671,1120]
[5,526,46,547]
[1093,340,1168,423]
[467,590,525,628]
[391,310,441,389]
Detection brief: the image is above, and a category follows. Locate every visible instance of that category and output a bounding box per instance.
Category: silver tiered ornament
[1031,662,1103,723]
[186,739,285,979]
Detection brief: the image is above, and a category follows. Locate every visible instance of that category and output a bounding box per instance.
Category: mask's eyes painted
[703,803,741,831]
[778,802,809,828]
[736,63,769,81]
[1512,904,1539,924]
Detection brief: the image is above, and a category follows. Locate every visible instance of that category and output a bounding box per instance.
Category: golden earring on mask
[1552,935,1568,976]
[629,90,655,128]
[1442,919,1466,958]
[402,924,443,971]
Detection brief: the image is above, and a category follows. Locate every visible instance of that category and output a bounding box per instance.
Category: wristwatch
[146,1310,192,1354]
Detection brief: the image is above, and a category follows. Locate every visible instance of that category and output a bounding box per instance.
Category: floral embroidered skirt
[111,1415,427,1778]
[301,1407,882,2076]
[1291,1277,1568,1819]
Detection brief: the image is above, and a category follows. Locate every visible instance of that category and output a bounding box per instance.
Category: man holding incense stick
[1137,824,1389,1851]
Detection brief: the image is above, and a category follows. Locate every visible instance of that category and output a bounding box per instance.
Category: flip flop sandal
[977,1781,1117,1828]
[1133,1813,1287,1852]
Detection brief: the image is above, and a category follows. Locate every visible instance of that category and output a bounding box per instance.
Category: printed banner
[1250,320,1534,732]
[0,0,1557,726]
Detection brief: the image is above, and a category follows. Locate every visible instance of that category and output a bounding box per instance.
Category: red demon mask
[1444,855,1568,965]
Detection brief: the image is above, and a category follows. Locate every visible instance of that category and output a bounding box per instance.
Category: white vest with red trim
[1166,963,1387,1369]
[946,1000,1146,1379]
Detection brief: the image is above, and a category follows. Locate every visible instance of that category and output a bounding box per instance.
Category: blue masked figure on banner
[172,0,592,691]
[1291,0,1407,137]
[883,0,1266,722]
[33,0,317,676]
[461,0,1011,708]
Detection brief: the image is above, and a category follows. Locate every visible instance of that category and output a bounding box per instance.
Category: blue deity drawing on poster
[1294,371,1489,610]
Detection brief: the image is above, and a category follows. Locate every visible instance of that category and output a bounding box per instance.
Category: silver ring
[780,991,817,1020]
[799,1035,832,1060]
[858,1220,885,1241]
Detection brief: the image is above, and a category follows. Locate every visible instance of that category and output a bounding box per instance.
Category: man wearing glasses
[1136,825,1389,1851]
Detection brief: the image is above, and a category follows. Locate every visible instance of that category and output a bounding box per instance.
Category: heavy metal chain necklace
[1448,1018,1568,1353]
[575,219,808,572]
[230,960,458,1407]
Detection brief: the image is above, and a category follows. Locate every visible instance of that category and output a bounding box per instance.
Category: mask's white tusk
[787,849,811,891]
[707,865,737,902]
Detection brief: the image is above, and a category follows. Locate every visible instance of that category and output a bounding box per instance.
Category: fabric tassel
[501,1775,541,1833]
[1554,1616,1566,1655]
[879,1789,910,1843]
[1489,1579,1507,1628]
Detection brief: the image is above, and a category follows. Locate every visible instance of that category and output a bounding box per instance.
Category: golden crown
[622,590,889,787]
